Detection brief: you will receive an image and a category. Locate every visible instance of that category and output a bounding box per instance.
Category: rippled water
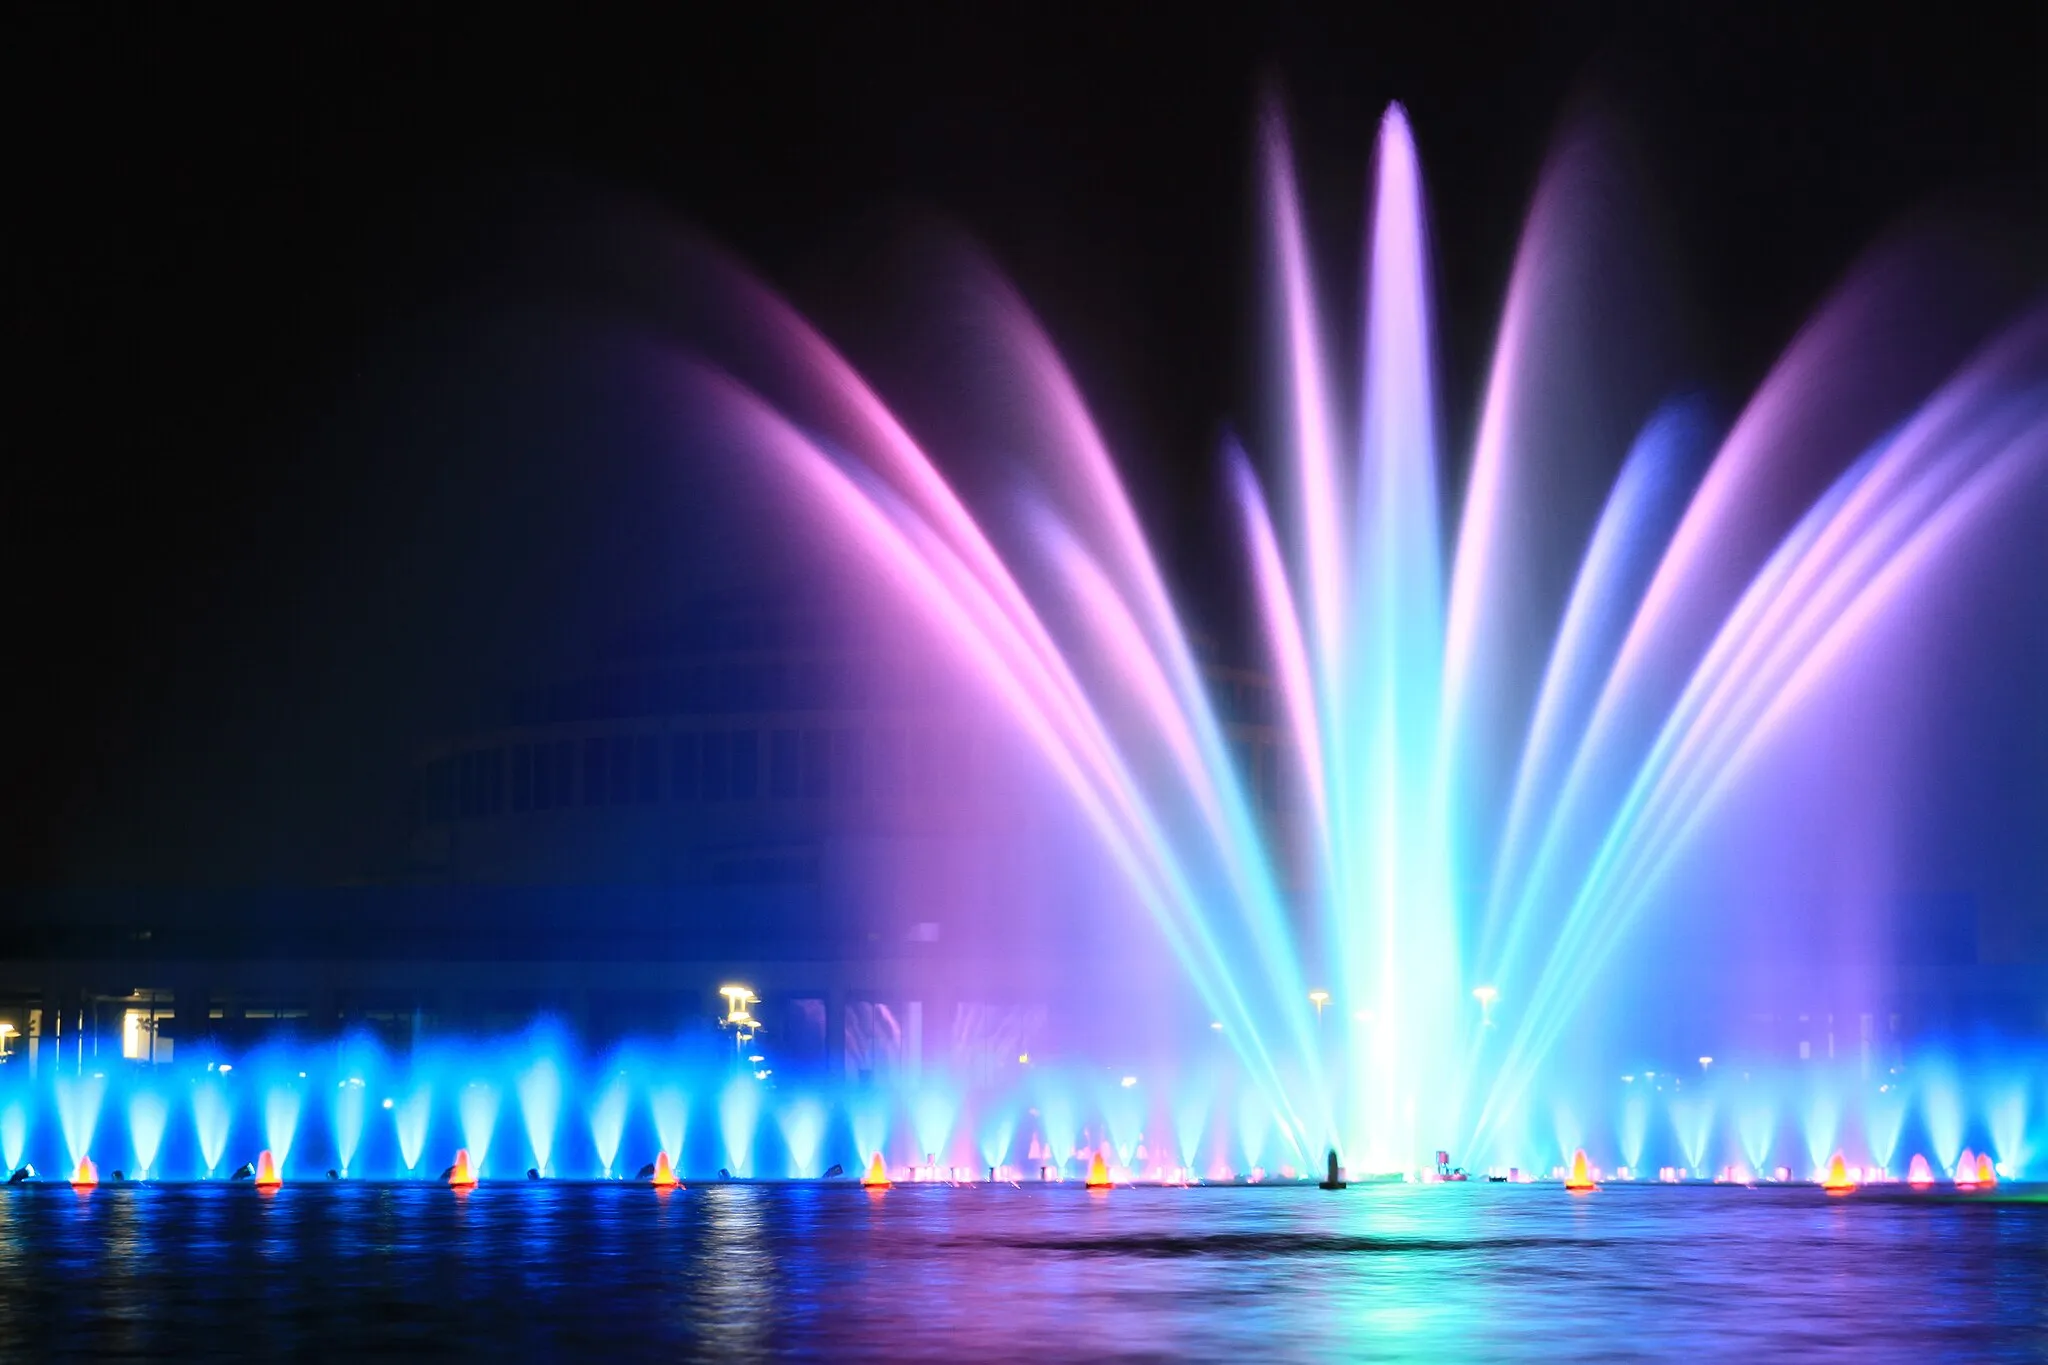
[1,1180,2043,1360]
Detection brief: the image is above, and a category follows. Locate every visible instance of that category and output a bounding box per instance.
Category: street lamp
[1472,985,1499,1028]
[1308,990,1330,1020]
[718,985,761,1067]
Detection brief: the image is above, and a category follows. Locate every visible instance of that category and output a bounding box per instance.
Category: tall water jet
[447,1148,477,1188]
[1906,1153,1935,1187]
[128,1091,168,1179]
[333,1078,367,1178]
[264,1085,301,1174]
[590,1072,629,1178]
[458,1082,500,1179]
[193,1078,231,1177]
[650,1151,678,1188]
[254,1149,282,1189]
[517,1059,562,1178]
[861,1152,891,1188]
[394,1086,432,1175]
[1564,1149,1596,1192]
[1822,1152,1855,1194]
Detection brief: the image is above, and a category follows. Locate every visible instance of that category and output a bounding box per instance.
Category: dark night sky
[6,4,2044,889]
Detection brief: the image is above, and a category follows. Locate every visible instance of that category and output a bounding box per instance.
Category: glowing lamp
[1085,1148,1112,1189]
[1906,1154,1935,1187]
[861,1152,891,1189]
[1564,1149,1596,1192]
[651,1152,679,1188]
[254,1150,281,1188]
[1822,1152,1855,1194]
[70,1156,98,1188]
[448,1148,477,1188]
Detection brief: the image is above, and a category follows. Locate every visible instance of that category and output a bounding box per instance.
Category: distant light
[753,1069,772,1080]
[747,1055,765,1064]
[0,1024,16,1036]
[1621,1075,1635,1083]
[298,1072,307,1079]
[1121,1076,1137,1088]
[381,1098,394,1110]
[1471,986,1499,1005]
[218,1064,233,1074]
[1018,1053,1030,1064]
[1308,990,1330,1005]
[1209,1022,1223,1031]
[1698,1057,1713,1069]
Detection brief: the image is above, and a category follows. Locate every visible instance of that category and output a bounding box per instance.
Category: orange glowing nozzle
[1564,1149,1597,1192]
[70,1156,98,1188]
[651,1152,679,1188]
[448,1148,477,1187]
[1822,1152,1855,1194]
[254,1150,281,1188]
[860,1152,891,1188]
[1084,1148,1112,1189]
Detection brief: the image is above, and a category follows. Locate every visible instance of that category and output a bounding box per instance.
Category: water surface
[2,1181,2043,1360]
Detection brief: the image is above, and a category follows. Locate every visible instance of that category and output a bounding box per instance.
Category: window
[731,730,759,799]
[635,735,661,803]
[771,729,800,798]
[583,738,607,806]
[802,729,829,799]
[703,732,730,801]
[423,758,453,823]
[833,729,864,800]
[871,729,902,801]
[607,735,631,804]
[457,751,481,819]
[511,744,533,811]
[671,733,698,800]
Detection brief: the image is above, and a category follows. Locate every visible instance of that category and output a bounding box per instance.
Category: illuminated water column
[1347,104,1454,1172]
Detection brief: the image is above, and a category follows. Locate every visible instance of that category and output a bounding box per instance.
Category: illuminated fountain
[652,95,2048,1181]
[0,103,2040,1192]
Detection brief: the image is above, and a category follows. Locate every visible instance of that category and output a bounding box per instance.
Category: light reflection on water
[0,1182,2041,1360]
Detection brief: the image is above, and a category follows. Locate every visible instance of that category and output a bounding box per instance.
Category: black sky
[7,3,2044,888]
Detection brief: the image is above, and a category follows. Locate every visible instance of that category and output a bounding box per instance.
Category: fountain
[1906,1154,1935,1187]
[0,103,2039,1193]
[1822,1153,1855,1194]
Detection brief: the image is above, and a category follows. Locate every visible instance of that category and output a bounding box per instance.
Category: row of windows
[426,727,958,822]
[504,663,1281,730]
[424,729,1297,824]
[506,660,956,728]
